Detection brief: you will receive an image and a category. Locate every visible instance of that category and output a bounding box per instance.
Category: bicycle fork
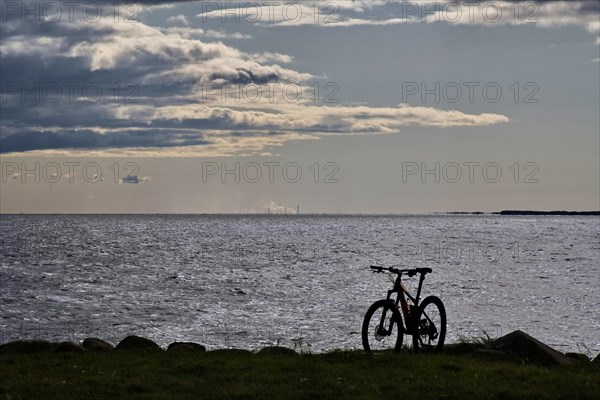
[379,290,407,335]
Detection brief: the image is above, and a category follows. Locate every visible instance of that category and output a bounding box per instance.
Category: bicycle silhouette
[362,266,446,353]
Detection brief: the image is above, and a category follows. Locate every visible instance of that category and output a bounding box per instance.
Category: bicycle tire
[362,299,404,353]
[412,295,446,352]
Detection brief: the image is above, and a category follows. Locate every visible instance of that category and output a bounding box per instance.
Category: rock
[566,353,590,362]
[594,354,600,364]
[491,330,575,366]
[116,336,161,351]
[53,341,86,353]
[443,342,476,355]
[258,346,297,355]
[0,340,53,353]
[472,349,509,361]
[82,338,114,352]
[167,342,206,352]
[209,348,253,355]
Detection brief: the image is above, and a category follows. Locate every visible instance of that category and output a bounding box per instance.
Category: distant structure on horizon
[262,204,300,215]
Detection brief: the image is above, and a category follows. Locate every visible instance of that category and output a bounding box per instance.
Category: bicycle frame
[382,272,427,334]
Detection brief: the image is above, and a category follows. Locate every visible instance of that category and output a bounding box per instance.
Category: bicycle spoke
[413,296,446,352]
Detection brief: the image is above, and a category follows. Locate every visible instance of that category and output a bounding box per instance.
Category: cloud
[167,14,189,26]
[159,26,252,40]
[0,99,509,156]
[0,36,67,56]
[0,128,210,153]
[426,1,599,32]
[120,102,509,134]
[197,1,599,32]
[0,1,510,157]
[62,19,245,72]
[250,52,294,64]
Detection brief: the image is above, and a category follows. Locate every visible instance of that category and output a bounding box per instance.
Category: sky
[0,0,599,213]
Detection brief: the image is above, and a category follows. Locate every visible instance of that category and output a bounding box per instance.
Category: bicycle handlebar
[369,265,432,276]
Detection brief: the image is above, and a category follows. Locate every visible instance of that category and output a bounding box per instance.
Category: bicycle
[362,265,446,353]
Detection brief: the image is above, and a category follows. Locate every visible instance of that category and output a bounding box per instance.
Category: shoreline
[2,330,599,363]
[1,336,598,400]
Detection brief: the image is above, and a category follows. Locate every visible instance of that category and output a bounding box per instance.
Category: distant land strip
[498,210,600,216]
[446,211,600,216]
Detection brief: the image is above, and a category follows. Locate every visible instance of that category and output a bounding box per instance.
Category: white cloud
[160,27,252,39]
[0,36,66,56]
[204,30,252,40]
[138,3,175,12]
[0,4,510,157]
[66,19,243,71]
[167,14,189,26]
[250,52,294,64]
[197,1,599,33]
[114,101,509,136]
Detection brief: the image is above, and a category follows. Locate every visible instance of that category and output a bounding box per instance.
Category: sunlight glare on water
[1,214,598,354]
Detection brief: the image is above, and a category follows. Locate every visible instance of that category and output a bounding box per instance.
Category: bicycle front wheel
[362,299,403,353]
[412,295,446,352]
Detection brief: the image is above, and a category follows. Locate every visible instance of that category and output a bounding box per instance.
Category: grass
[1,350,598,400]
[458,329,498,348]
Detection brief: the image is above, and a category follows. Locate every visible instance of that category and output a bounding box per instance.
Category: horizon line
[1,210,599,216]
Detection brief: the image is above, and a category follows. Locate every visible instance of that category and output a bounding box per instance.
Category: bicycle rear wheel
[412,295,446,352]
[362,299,403,353]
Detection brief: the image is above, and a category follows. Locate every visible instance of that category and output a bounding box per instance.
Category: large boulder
[209,348,252,355]
[471,348,509,361]
[82,338,114,352]
[167,342,206,352]
[566,352,590,362]
[53,341,86,353]
[0,340,54,353]
[116,335,161,351]
[443,342,476,355]
[491,330,575,366]
[258,346,297,355]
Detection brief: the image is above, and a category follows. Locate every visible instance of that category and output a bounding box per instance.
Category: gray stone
[210,348,253,355]
[565,352,590,362]
[53,341,86,353]
[472,348,509,361]
[0,340,53,353]
[82,338,114,352]
[491,330,575,366]
[258,346,297,355]
[443,342,476,355]
[167,342,206,352]
[116,335,161,351]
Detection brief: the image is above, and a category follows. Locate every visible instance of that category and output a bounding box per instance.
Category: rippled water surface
[1,214,598,353]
